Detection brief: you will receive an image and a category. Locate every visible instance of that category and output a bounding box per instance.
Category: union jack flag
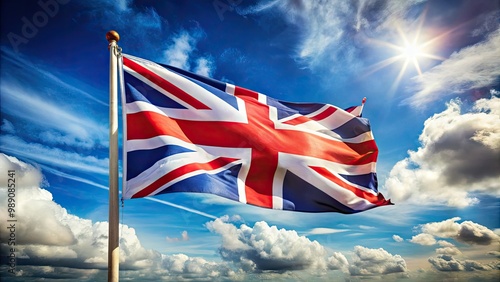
[121,54,391,213]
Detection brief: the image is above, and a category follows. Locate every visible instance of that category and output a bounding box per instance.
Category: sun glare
[402,44,421,59]
[363,9,448,95]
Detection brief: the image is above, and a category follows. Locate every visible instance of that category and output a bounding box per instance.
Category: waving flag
[121,54,391,213]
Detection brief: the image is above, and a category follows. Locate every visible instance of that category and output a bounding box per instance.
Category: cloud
[239,0,426,73]
[415,217,500,246]
[437,240,455,247]
[0,135,108,175]
[435,246,462,256]
[205,218,328,271]
[428,255,494,271]
[166,231,189,243]
[386,95,500,207]
[327,252,349,273]
[162,29,215,77]
[406,27,500,106]
[393,235,404,242]
[0,154,239,280]
[163,30,198,70]
[487,251,500,258]
[193,57,215,77]
[0,49,108,149]
[159,254,238,280]
[410,233,437,246]
[240,1,357,71]
[306,228,350,235]
[348,246,408,276]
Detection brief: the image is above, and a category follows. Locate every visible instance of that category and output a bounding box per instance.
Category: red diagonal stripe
[282,106,337,125]
[234,86,259,99]
[132,157,239,198]
[123,57,211,110]
[127,111,190,143]
[310,166,391,206]
[310,106,338,121]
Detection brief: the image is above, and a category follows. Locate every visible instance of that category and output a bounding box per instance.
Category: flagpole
[106,30,120,282]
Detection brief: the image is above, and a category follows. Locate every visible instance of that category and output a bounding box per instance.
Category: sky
[0,0,499,281]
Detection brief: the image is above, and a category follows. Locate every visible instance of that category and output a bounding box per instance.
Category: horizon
[1,0,499,281]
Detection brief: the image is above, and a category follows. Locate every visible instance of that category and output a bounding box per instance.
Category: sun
[402,44,422,59]
[363,11,448,94]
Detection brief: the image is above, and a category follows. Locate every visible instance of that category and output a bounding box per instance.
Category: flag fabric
[120,54,391,213]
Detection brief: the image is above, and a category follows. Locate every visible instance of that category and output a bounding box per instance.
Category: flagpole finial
[106,30,120,43]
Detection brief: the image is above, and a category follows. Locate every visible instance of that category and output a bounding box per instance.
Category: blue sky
[0,0,499,281]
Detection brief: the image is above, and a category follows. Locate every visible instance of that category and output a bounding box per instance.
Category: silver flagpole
[106,30,120,282]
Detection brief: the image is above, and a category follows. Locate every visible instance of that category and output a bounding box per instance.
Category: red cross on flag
[121,54,391,213]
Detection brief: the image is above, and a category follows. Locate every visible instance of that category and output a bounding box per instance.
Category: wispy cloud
[238,0,426,73]
[1,49,108,149]
[0,135,108,175]
[305,228,350,235]
[161,28,216,77]
[406,27,500,106]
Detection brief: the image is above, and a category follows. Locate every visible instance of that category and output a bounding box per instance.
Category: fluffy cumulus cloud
[205,217,410,278]
[410,233,437,246]
[428,255,496,272]
[435,240,462,256]
[417,217,500,246]
[348,246,408,276]
[205,217,330,272]
[407,27,500,106]
[386,95,500,207]
[0,154,434,280]
[0,154,238,281]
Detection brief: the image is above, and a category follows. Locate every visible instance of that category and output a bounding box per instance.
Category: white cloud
[162,29,215,77]
[420,217,462,238]
[428,255,494,271]
[163,30,197,70]
[406,27,500,106]
[239,0,426,72]
[348,246,408,276]
[410,233,436,246]
[0,136,108,175]
[166,231,189,243]
[306,227,350,235]
[455,221,500,246]
[435,246,462,256]
[435,240,462,256]
[0,67,108,149]
[386,96,500,207]
[206,218,328,271]
[0,154,239,280]
[393,235,404,242]
[415,217,500,246]
[193,57,215,77]
[327,252,349,273]
[437,240,455,247]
